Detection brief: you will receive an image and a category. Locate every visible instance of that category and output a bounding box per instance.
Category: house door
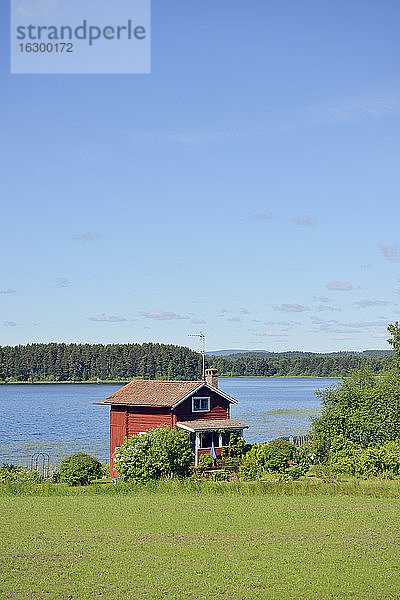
[110,409,126,477]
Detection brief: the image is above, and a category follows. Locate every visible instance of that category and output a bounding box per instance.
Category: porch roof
[176,419,248,433]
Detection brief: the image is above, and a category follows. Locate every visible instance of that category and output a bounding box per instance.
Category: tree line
[0,342,393,382]
[0,342,202,382]
[209,353,393,378]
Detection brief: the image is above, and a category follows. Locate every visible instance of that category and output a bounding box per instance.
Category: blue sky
[1,0,400,353]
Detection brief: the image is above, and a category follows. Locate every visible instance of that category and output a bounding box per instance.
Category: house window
[199,431,220,449]
[192,396,210,412]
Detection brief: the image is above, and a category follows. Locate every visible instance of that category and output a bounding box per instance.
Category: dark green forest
[0,342,394,382]
[0,343,202,382]
[209,352,393,378]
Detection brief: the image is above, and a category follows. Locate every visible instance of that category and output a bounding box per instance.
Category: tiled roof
[176,419,248,432]
[101,379,204,407]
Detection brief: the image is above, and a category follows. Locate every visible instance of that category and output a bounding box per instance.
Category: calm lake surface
[0,378,340,457]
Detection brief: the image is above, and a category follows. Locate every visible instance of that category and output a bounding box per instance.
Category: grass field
[1,488,399,600]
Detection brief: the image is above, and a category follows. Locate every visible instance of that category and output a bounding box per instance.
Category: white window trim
[192,396,210,412]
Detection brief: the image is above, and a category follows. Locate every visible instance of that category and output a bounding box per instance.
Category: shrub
[198,454,214,469]
[329,436,400,477]
[238,444,263,481]
[59,453,103,486]
[312,360,400,450]
[296,442,319,473]
[277,465,303,482]
[212,470,231,481]
[238,440,305,481]
[261,439,297,472]
[0,464,40,484]
[329,435,362,475]
[113,425,192,483]
[221,432,248,459]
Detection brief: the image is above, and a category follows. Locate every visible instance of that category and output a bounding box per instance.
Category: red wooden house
[100,368,248,476]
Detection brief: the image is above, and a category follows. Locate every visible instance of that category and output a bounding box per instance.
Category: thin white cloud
[248,212,274,222]
[265,320,300,328]
[140,310,189,321]
[73,232,104,241]
[371,333,388,338]
[255,330,289,337]
[355,299,389,308]
[227,316,241,322]
[379,243,400,262]
[88,314,127,323]
[315,304,341,312]
[132,128,254,147]
[273,304,310,313]
[292,216,315,227]
[0,288,16,294]
[78,149,108,162]
[191,318,206,324]
[15,0,59,21]
[310,315,389,337]
[341,320,387,329]
[57,278,71,288]
[327,281,353,291]
[300,94,400,127]
[334,335,354,340]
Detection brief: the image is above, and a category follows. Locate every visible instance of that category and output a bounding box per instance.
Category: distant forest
[0,343,202,382]
[0,343,394,382]
[209,351,393,378]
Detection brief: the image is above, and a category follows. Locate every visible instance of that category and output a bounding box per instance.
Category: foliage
[113,426,192,483]
[277,465,303,482]
[0,463,40,484]
[0,341,202,382]
[296,442,320,472]
[387,321,400,366]
[0,341,394,382]
[329,435,400,477]
[220,431,248,459]
[198,454,214,469]
[238,445,263,480]
[212,470,231,481]
[239,440,306,481]
[206,351,393,378]
[312,364,400,450]
[59,453,104,486]
[261,439,297,471]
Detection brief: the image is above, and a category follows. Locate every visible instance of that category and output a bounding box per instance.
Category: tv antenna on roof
[188,331,206,380]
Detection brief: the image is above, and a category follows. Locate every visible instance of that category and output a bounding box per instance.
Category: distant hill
[361,350,394,357]
[206,349,270,357]
[207,349,394,360]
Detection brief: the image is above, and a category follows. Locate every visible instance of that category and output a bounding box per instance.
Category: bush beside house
[113,425,192,483]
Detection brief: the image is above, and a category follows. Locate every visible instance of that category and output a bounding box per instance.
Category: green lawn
[1,492,399,600]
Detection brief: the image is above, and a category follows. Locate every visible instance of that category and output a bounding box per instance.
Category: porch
[176,418,248,466]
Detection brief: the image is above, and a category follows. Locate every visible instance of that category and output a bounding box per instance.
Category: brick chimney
[205,368,218,388]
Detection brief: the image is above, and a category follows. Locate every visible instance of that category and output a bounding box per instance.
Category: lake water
[0,377,340,465]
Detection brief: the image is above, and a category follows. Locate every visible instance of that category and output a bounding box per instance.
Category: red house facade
[100,368,248,476]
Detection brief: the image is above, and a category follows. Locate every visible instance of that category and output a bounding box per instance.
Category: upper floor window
[192,396,210,412]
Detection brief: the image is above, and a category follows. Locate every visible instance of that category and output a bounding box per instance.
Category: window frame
[192,396,210,413]
[199,431,220,449]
